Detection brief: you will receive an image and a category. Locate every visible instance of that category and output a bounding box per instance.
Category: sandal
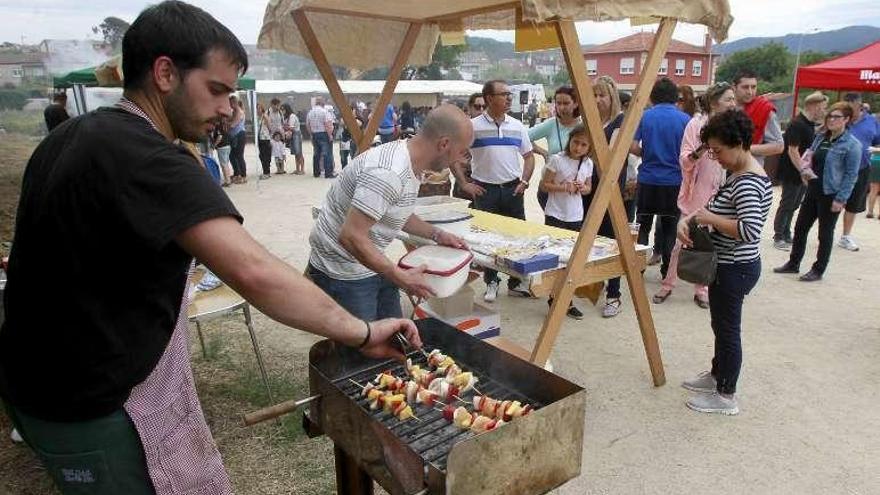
[602,298,621,318]
[693,295,709,309]
[652,289,672,304]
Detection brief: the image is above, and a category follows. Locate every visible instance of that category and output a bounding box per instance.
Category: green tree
[552,70,571,86]
[359,41,464,80]
[715,42,793,92]
[92,17,130,51]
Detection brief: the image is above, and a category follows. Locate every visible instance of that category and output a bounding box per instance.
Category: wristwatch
[519,178,530,189]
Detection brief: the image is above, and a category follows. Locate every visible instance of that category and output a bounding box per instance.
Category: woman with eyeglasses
[654,82,736,308]
[678,109,772,415]
[774,102,862,282]
[452,93,487,202]
[528,86,582,209]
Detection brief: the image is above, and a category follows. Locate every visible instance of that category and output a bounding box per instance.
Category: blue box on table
[499,252,560,275]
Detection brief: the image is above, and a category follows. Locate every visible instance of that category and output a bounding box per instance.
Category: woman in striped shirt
[677,110,772,415]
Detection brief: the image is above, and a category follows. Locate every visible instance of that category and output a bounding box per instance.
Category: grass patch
[190,318,338,494]
[0,110,46,137]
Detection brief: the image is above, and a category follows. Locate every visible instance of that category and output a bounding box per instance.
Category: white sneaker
[483,280,499,302]
[682,371,717,393]
[602,297,621,318]
[686,392,739,415]
[838,236,860,252]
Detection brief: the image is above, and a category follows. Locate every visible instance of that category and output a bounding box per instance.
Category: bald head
[419,104,474,147]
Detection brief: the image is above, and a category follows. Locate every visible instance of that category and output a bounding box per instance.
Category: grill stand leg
[334,445,373,495]
[242,303,274,403]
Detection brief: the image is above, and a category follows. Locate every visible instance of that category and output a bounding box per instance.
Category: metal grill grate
[334,350,544,471]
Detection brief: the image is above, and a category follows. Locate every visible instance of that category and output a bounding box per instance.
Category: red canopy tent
[793,40,880,116]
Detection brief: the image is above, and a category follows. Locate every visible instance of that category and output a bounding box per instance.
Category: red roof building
[583,32,716,92]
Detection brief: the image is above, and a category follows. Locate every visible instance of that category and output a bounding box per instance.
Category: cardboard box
[425,285,475,319]
[414,301,500,340]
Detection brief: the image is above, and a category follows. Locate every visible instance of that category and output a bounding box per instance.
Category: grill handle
[242,395,320,426]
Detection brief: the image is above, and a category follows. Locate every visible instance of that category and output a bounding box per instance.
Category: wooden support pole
[357,23,423,152]
[292,10,363,146]
[530,19,677,387]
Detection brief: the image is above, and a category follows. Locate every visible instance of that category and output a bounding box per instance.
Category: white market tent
[257,0,733,388]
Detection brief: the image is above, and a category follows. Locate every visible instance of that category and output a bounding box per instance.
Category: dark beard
[164,85,203,142]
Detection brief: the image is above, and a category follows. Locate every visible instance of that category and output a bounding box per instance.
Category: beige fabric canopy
[258,0,732,71]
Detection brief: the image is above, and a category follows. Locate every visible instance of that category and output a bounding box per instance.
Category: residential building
[459,51,491,82]
[0,52,48,87]
[583,32,715,92]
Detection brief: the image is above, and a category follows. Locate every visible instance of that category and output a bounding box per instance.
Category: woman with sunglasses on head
[529,87,582,210]
[774,102,862,282]
[451,93,487,203]
[654,82,737,308]
[678,110,771,415]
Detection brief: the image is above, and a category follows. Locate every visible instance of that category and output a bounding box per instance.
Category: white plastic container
[417,210,474,238]
[398,245,474,298]
[414,195,470,215]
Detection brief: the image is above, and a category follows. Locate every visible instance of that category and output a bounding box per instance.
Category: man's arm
[786,144,803,170]
[339,208,435,298]
[515,151,535,195]
[402,214,467,249]
[176,217,422,357]
[751,112,784,157]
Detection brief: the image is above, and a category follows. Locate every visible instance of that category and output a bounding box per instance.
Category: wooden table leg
[334,445,373,495]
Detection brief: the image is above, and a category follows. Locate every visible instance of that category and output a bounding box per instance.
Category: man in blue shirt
[630,77,691,279]
[838,93,880,252]
[378,104,398,143]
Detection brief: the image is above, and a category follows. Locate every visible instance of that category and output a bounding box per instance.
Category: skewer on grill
[438,404,506,432]
[349,378,425,421]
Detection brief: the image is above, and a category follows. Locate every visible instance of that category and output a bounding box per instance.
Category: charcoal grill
[245,318,585,495]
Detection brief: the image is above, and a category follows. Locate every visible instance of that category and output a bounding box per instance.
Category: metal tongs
[395,332,428,358]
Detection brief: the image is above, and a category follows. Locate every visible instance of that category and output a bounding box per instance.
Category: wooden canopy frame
[289,4,675,387]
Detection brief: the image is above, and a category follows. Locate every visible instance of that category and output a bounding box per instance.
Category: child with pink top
[654,83,737,308]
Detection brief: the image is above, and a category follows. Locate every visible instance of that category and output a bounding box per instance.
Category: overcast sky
[2,0,878,47]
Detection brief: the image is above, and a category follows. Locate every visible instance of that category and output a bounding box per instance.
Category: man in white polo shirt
[453,80,535,302]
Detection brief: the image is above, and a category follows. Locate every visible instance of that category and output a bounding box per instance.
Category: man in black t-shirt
[772,91,827,250]
[43,92,70,132]
[0,3,420,494]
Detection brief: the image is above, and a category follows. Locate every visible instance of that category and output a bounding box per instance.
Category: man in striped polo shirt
[454,80,535,302]
[308,105,473,320]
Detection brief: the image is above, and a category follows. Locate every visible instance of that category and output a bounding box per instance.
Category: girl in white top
[540,125,594,229]
[539,124,594,320]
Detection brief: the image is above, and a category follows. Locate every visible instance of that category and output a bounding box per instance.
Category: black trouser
[788,182,841,275]
[709,260,761,395]
[773,181,806,242]
[544,216,582,231]
[474,180,525,287]
[340,149,351,168]
[637,213,679,278]
[229,131,247,177]
[258,139,272,175]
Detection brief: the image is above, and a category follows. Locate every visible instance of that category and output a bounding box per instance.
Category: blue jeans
[311,132,334,177]
[307,264,402,321]
[473,180,525,287]
[708,260,761,394]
